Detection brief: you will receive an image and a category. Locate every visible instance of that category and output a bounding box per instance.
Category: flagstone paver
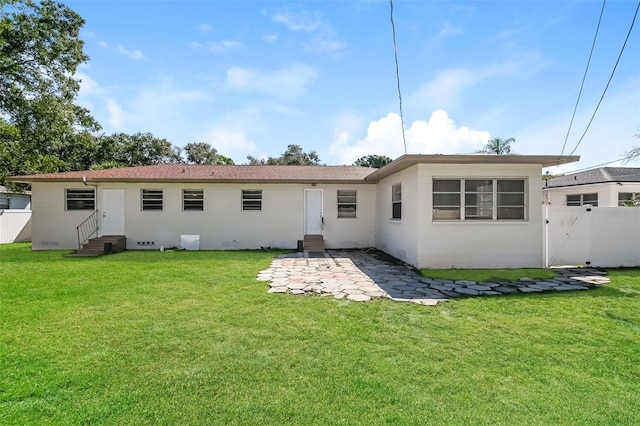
[257,250,610,306]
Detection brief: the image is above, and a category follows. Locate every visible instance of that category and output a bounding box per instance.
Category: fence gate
[545,205,640,267]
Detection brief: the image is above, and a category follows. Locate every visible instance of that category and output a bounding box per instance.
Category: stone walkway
[256,250,610,306]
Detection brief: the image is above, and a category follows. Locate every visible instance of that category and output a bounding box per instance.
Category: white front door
[304,189,323,235]
[102,189,125,235]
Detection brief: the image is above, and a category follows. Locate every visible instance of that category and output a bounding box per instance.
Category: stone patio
[256,249,610,306]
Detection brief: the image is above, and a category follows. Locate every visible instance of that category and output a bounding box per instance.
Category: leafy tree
[353,155,392,168]
[480,137,515,155]
[247,144,321,165]
[215,154,235,165]
[184,142,218,165]
[101,132,183,167]
[0,0,100,183]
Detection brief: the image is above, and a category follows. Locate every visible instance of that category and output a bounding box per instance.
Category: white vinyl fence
[0,210,32,244]
[545,206,640,267]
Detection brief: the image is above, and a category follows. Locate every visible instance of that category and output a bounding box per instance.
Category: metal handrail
[77,210,99,249]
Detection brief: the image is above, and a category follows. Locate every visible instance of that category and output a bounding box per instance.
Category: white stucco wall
[544,183,640,207]
[375,166,420,267]
[30,182,376,251]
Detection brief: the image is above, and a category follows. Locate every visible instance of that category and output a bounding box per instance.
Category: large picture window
[392,184,402,219]
[66,189,95,210]
[566,193,598,207]
[242,190,262,211]
[183,190,204,211]
[141,189,163,211]
[337,190,357,218]
[433,178,526,221]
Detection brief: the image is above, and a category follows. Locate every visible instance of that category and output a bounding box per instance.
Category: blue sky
[70,0,639,173]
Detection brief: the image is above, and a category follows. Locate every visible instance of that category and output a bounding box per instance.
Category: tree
[353,155,392,168]
[184,142,218,165]
[99,132,183,167]
[623,131,640,163]
[0,0,101,183]
[480,137,515,155]
[247,144,321,165]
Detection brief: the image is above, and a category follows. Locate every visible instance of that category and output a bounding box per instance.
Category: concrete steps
[303,234,325,252]
[66,235,126,257]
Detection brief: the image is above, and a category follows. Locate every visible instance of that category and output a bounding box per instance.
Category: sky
[69,0,640,173]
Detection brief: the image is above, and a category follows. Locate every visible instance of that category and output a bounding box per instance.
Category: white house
[10,154,578,268]
[544,167,640,207]
[0,185,32,244]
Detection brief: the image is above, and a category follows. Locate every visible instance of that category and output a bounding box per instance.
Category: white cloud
[115,45,146,61]
[262,34,278,43]
[76,72,131,130]
[207,40,244,52]
[330,110,490,164]
[198,24,212,33]
[224,63,318,101]
[303,37,345,55]
[203,129,258,163]
[272,11,323,32]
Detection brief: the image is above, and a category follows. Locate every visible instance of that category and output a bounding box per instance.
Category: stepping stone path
[256,250,610,306]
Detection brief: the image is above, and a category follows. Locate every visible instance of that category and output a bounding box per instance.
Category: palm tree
[481,137,515,155]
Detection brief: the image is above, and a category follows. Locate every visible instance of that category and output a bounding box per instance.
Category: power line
[568,1,640,156]
[560,0,606,158]
[390,0,407,155]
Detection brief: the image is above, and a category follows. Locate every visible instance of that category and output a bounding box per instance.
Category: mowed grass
[1,244,639,425]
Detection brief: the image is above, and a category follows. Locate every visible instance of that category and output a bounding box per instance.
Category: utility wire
[560,0,606,158]
[390,0,407,154]
[568,1,640,156]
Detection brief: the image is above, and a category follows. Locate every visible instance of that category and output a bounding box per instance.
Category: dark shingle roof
[9,165,376,184]
[545,167,640,188]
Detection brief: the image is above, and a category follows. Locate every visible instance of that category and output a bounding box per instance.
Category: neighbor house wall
[544,183,640,207]
[29,182,376,251]
[416,163,545,269]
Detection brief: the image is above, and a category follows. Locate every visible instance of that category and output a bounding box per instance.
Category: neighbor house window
[242,190,262,211]
[183,190,204,211]
[0,196,9,209]
[65,189,95,210]
[337,190,357,218]
[618,192,640,206]
[391,184,402,219]
[141,189,163,211]
[566,193,598,206]
[433,178,526,221]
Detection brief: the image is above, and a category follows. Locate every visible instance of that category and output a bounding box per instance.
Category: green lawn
[1,243,639,425]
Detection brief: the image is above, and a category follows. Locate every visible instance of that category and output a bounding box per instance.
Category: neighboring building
[0,186,32,244]
[0,186,31,210]
[544,167,640,207]
[9,154,578,268]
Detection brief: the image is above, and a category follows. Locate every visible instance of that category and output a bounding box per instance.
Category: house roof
[0,185,31,195]
[8,154,581,185]
[544,167,640,189]
[8,164,376,184]
[365,154,580,182]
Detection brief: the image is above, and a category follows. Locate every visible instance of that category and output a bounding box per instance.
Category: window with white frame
[242,189,262,211]
[337,190,357,218]
[141,189,163,211]
[183,190,204,211]
[0,196,9,209]
[618,192,640,206]
[65,189,95,210]
[566,193,598,207]
[433,178,526,221]
[391,184,402,219]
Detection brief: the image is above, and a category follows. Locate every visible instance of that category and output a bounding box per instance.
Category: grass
[1,243,639,425]
[420,268,558,282]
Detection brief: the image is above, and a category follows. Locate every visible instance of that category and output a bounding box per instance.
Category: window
[141,189,163,211]
[566,193,598,207]
[337,190,357,218]
[618,192,640,206]
[392,184,402,219]
[183,190,204,211]
[66,189,95,210]
[0,196,9,209]
[433,178,526,221]
[242,190,262,211]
